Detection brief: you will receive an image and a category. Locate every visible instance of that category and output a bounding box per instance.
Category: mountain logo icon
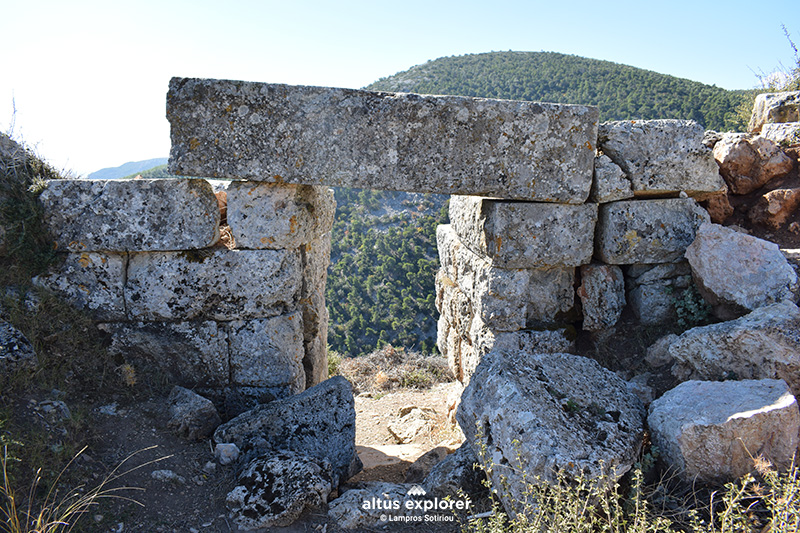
[407,485,427,497]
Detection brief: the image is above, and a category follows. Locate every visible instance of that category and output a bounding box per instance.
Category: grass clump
[335,344,453,393]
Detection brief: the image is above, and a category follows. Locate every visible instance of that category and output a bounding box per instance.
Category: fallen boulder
[166,386,222,441]
[0,320,37,374]
[748,91,800,133]
[648,379,799,483]
[577,263,625,331]
[213,376,361,485]
[684,223,798,319]
[712,133,793,195]
[457,350,645,514]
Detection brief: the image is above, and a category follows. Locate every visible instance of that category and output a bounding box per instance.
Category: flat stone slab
[126,248,301,321]
[749,91,800,133]
[449,196,597,268]
[34,252,126,321]
[648,379,800,483]
[596,199,710,264]
[597,120,725,198]
[39,179,220,252]
[167,78,599,202]
[227,182,335,249]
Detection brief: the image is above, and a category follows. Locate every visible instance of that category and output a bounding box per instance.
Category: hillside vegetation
[367,51,749,131]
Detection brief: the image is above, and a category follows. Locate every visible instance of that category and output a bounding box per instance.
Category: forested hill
[366,51,748,131]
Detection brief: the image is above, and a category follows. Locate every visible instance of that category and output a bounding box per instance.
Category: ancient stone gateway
[37,77,725,402]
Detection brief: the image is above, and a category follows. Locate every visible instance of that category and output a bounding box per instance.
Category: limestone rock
[227,181,335,249]
[214,376,360,485]
[404,445,455,484]
[0,320,37,374]
[685,222,798,319]
[749,188,800,229]
[577,264,625,331]
[701,188,734,224]
[761,122,800,146]
[300,236,331,388]
[328,483,417,529]
[387,407,436,444]
[166,386,222,441]
[625,262,693,325]
[34,252,126,321]
[597,120,724,198]
[457,350,645,514]
[215,443,240,465]
[422,442,486,499]
[98,321,229,388]
[590,154,634,203]
[669,301,800,397]
[648,379,800,483]
[228,313,305,394]
[226,451,333,529]
[39,179,220,252]
[596,199,709,264]
[449,196,597,268]
[126,248,301,321]
[749,91,800,133]
[437,225,575,332]
[712,133,793,195]
[645,334,679,368]
[168,78,599,202]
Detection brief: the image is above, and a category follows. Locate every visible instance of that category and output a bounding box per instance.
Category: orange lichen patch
[189,138,201,150]
[260,236,275,245]
[494,235,502,251]
[78,253,91,268]
[78,284,89,294]
[69,241,85,251]
[289,215,298,234]
[295,157,304,169]
[585,141,593,151]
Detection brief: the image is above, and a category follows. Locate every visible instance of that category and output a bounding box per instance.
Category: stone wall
[36,177,335,402]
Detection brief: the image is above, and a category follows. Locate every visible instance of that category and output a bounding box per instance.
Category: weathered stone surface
[228,313,305,395]
[387,407,436,444]
[449,195,597,268]
[685,223,798,319]
[214,376,360,485]
[39,179,220,252]
[227,181,335,249]
[712,133,793,195]
[645,334,679,368]
[0,320,37,374]
[226,451,333,529]
[167,78,599,202]
[98,321,229,388]
[578,264,625,331]
[437,225,574,331]
[749,91,800,133]
[761,122,800,146]
[328,483,418,529]
[458,350,644,513]
[423,442,486,499]
[126,248,301,321]
[300,236,331,388]
[166,386,222,441]
[596,199,710,264]
[749,188,800,229]
[215,443,240,465]
[702,188,734,224]
[34,252,126,321]
[648,379,800,483]
[597,120,724,198]
[625,262,693,325]
[669,301,800,397]
[591,154,634,203]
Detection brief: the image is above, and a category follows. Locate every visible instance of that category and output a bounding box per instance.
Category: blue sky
[1,0,798,176]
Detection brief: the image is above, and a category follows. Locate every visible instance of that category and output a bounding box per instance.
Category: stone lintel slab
[33,252,127,321]
[449,195,597,268]
[167,78,598,202]
[39,179,220,252]
[126,248,301,321]
[596,199,710,264]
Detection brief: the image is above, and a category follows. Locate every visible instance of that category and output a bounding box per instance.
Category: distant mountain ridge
[88,158,168,180]
[366,51,748,131]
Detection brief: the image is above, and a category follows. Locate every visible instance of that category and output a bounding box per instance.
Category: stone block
[596,199,710,264]
[749,91,800,133]
[167,78,598,202]
[228,313,305,395]
[761,122,800,146]
[458,350,644,515]
[126,248,301,321]
[625,262,692,325]
[669,301,800,397]
[227,181,335,249]
[449,195,597,268]
[685,223,799,319]
[300,236,332,388]
[590,154,634,203]
[34,252,126,321]
[598,120,725,198]
[578,263,625,331]
[712,133,793,195]
[437,225,574,331]
[648,379,800,483]
[98,320,229,388]
[39,179,220,252]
